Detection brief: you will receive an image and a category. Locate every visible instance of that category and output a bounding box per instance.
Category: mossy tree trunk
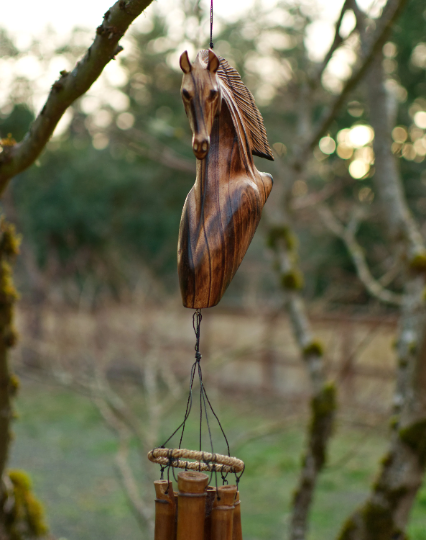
[0,220,21,537]
[0,1,155,537]
[336,50,426,540]
[268,224,336,540]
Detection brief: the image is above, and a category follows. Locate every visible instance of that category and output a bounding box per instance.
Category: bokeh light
[319,136,336,155]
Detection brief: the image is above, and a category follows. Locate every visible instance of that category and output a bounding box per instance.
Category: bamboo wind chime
[147,3,274,539]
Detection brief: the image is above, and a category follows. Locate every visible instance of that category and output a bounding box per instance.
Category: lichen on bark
[2,470,48,539]
[0,219,47,540]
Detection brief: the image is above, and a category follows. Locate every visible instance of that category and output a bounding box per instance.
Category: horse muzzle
[192,137,210,160]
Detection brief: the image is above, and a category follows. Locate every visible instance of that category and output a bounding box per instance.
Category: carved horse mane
[178,49,274,309]
[197,50,274,162]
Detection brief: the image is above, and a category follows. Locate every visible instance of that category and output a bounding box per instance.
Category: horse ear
[207,49,219,73]
[180,51,192,74]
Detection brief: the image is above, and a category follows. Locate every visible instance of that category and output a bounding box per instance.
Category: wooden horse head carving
[180,49,222,160]
[178,50,274,309]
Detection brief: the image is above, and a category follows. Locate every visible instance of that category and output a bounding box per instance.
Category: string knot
[195,351,202,362]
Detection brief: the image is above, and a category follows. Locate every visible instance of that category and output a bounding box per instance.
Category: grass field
[8,377,426,540]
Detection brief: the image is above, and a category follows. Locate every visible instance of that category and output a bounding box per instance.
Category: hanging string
[159,309,231,477]
[209,0,214,49]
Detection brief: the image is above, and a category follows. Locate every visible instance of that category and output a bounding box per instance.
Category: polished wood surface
[210,485,237,540]
[176,472,209,540]
[204,486,217,540]
[232,491,242,540]
[154,480,177,540]
[178,49,273,308]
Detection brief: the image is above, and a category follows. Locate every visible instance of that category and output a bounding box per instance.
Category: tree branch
[298,0,409,161]
[312,0,353,86]
[337,37,426,540]
[0,0,154,193]
[267,224,336,540]
[125,128,195,174]
[318,205,403,306]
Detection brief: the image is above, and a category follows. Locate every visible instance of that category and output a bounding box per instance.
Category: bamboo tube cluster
[153,471,243,540]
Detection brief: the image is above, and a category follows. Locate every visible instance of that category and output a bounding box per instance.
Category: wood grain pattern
[178,49,274,309]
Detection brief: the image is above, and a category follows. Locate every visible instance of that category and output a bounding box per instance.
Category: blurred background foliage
[0,0,425,307]
[2,1,426,539]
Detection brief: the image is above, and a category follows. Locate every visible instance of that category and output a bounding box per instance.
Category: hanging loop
[209,0,214,49]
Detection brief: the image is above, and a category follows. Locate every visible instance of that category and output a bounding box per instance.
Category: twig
[291,178,351,210]
[318,205,403,306]
[125,127,195,173]
[93,395,153,531]
[298,0,409,161]
[312,0,353,85]
[0,0,155,192]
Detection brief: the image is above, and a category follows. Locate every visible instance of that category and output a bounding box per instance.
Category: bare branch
[291,178,351,211]
[299,0,409,160]
[267,224,336,540]
[312,0,353,85]
[126,128,195,173]
[93,395,154,530]
[318,205,403,306]
[338,40,426,540]
[0,0,154,192]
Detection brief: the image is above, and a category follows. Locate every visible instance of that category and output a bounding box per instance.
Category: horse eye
[209,89,218,100]
[182,89,191,100]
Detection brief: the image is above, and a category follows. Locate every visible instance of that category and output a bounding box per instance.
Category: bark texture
[268,226,336,540]
[0,0,154,193]
[336,51,426,540]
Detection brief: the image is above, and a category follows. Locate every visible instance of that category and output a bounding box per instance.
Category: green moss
[336,516,357,540]
[4,327,18,347]
[0,261,19,304]
[9,374,20,396]
[303,339,324,358]
[399,419,426,466]
[389,416,399,430]
[9,470,32,491]
[266,225,297,251]
[281,269,304,290]
[398,357,408,368]
[6,469,48,538]
[380,452,393,467]
[361,500,393,540]
[0,133,17,147]
[408,341,417,354]
[312,383,336,418]
[309,382,337,467]
[409,252,426,272]
[423,287,426,302]
[0,220,21,257]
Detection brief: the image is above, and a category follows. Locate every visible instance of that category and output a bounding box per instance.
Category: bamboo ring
[147,448,244,474]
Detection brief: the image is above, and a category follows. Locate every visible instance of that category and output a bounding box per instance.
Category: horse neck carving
[178,49,274,309]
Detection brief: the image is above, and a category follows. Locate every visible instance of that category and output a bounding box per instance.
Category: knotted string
[159,309,234,486]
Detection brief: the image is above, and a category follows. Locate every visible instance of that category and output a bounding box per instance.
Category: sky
[1,0,377,48]
[0,0,379,136]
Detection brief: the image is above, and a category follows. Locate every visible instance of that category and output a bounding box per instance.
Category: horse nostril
[202,141,208,152]
[194,143,199,151]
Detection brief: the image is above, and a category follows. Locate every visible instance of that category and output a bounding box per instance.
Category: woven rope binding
[148,447,244,474]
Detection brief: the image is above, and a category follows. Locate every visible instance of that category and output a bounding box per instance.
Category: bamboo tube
[232,491,242,540]
[154,480,177,540]
[177,471,209,540]
[204,487,217,540]
[211,485,237,540]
